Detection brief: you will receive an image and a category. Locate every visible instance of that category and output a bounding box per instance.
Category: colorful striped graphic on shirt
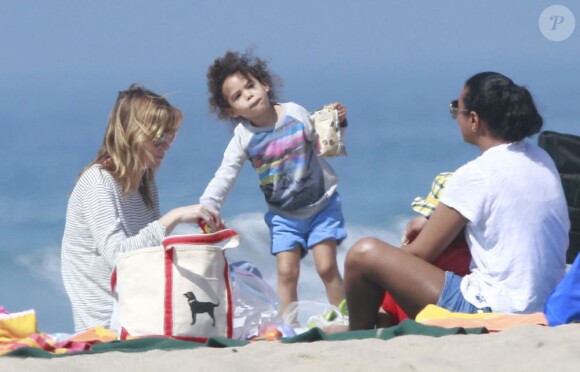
[248,116,324,211]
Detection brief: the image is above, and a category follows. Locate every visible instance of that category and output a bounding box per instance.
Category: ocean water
[1,73,577,334]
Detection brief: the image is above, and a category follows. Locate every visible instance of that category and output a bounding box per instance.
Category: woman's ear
[470,111,480,124]
[470,112,481,133]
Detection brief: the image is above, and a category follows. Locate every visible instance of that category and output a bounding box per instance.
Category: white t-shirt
[440,141,569,313]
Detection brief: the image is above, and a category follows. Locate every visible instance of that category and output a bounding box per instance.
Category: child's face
[222,72,272,124]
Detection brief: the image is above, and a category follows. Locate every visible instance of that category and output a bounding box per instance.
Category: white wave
[20,212,412,304]
[14,245,66,294]
[177,212,408,304]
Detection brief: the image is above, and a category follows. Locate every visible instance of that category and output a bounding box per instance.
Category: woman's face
[146,131,175,169]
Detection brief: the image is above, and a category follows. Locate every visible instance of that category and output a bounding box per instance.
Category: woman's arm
[159,204,219,234]
[400,215,428,245]
[85,182,165,268]
[86,183,220,269]
[403,203,468,262]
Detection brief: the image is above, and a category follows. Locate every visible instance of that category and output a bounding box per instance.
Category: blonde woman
[61,84,219,333]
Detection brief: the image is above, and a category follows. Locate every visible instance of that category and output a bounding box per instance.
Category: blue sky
[2,1,578,134]
[2,1,577,74]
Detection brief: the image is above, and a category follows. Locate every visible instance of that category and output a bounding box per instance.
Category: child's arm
[199,135,248,213]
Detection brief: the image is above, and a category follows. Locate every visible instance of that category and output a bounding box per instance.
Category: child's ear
[227,107,239,118]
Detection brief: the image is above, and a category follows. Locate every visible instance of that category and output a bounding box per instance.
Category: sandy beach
[2,324,579,372]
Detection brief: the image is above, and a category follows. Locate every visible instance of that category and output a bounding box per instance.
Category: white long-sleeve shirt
[200,102,339,219]
[61,164,166,332]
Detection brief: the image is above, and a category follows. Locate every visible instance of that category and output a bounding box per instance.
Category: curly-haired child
[200,50,348,313]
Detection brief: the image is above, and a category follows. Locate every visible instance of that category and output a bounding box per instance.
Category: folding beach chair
[538,130,580,264]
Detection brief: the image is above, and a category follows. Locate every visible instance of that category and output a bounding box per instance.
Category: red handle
[162,229,239,248]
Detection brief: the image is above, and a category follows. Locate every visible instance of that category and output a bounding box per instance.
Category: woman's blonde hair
[86,83,183,207]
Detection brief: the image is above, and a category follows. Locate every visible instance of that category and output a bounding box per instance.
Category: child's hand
[198,206,224,233]
[325,102,347,124]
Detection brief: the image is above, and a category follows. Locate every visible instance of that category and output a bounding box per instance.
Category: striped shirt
[61,164,166,332]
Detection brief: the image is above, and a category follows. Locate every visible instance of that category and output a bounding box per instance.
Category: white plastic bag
[281,300,348,334]
[229,261,282,339]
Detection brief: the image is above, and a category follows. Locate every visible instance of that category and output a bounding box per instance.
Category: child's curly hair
[207,49,282,121]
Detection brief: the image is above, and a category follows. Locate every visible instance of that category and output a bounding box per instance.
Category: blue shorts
[437,271,493,313]
[264,193,347,257]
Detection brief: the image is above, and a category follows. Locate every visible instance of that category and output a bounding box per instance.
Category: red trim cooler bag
[111,229,239,341]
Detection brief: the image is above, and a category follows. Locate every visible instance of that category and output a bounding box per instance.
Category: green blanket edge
[4,320,488,358]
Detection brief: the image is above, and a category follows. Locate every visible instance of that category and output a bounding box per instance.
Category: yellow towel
[0,309,37,340]
[416,304,547,331]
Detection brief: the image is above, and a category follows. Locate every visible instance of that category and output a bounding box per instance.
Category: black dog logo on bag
[183,291,219,326]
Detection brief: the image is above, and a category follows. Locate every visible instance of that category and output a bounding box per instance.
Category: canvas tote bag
[111,229,240,341]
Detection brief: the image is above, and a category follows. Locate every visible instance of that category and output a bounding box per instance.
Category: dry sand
[1,324,579,372]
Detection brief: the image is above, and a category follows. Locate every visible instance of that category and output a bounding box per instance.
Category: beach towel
[112,229,239,341]
[3,320,487,358]
[416,305,547,332]
[0,309,37,340]
[0,326,116,356]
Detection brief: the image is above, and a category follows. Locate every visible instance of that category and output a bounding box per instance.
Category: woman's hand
[400,215,428,246]
[160,204,221,234]
[403,204,468,262]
